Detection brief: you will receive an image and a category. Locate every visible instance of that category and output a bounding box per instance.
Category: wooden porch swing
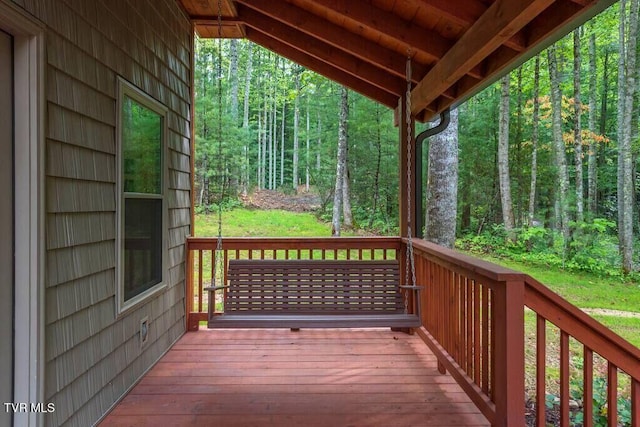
[205,5,422,330]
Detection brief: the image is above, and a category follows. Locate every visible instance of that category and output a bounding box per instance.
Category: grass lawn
[195,208,359,237]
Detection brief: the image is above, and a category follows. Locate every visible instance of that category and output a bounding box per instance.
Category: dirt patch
[240,188,322,212]
[581,308,640,318]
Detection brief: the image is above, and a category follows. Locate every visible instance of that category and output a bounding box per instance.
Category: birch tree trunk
[573,28,585,223]
[498,74,515,241]
[368,104,382,228]
[242,42,252,129]
[619,0,638,273]
[293,69,301,190]
[229,39,239,125]
[306,99,310,192]
[342,145,353,229]
[241,42,252,195]
[528,55,540,226]
[425,108,458,249]
[587,25,598,215]
[548,44,571,243]
[280,103,285,187]
[332,87,349,236]
[317,113,322,170]
[617,0,627,244]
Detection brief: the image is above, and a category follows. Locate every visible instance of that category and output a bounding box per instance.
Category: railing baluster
[632,378,639,427]
[584,347,593,427]
[482,285,489,395]
[198,249,204,313]
[223,249,228,285]
[560,331,570,426]
[466,278,473,376]
[608,362,617,427]
[536,315,546,427]
[474,280,481,387]
[490,288,495,400]
[453,273,460,363]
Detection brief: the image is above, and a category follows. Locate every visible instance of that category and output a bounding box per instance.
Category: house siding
[9,0,192,425]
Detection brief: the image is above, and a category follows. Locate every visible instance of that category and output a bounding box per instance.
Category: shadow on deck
[99,328,489,426]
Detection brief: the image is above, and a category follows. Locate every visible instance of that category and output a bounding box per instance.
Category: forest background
[193,1,640,280]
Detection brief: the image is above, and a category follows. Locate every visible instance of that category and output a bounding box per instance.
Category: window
[117,78,168,314]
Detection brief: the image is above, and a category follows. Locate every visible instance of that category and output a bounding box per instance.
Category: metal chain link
[404,52,416,313]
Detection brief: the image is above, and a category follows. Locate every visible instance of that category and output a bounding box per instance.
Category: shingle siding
[10,0,192,425]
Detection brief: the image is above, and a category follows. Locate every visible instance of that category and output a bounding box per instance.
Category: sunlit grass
[473,254,640,314]
[195,208,359,237]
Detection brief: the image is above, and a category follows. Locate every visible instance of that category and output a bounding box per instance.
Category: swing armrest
[204,285,229,292]
[399,285,423,291]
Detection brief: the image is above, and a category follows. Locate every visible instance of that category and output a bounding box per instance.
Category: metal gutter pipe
[414,108,451,238]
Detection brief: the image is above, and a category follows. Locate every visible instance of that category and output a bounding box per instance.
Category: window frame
[116,77,169,315]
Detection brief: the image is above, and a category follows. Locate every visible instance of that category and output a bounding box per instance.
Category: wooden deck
[100,328,489,426]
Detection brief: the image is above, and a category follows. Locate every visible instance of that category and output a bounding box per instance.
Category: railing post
[492,278,525,426]
[185,238,198,331]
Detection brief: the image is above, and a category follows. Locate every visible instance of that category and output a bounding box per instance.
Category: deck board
[99,329,489,426]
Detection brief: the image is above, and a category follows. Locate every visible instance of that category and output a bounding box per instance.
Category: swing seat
[207,259,421,329]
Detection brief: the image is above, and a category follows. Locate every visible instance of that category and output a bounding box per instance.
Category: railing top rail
[525,275,640,378]
[187,236,403,250]
[407,238,525,283]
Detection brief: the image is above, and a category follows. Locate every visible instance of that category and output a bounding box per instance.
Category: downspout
[414,108,451,238]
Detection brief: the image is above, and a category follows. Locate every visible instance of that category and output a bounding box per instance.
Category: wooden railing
[410,238,525,425]
[525,276,640,427]
[185,236,640,426]
[410,238,640,427]
[185,236,402,330]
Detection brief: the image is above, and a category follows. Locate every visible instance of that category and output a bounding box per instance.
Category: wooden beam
[416,0,616,121]
[245,28,399,109]
[418,0,526,51]
[235,0,429,83]
[410,0,554,116]
[239,5,405,96]
[295,0,451,63]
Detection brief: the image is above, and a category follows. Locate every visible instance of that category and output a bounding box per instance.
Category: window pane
[124,198,162,301]
[122,96,162,194]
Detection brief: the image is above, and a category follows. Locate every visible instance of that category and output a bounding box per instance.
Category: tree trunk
[229,39,239,125]
[332,87,349,236]
[425,108,459,249]
[293,68,301,190]
[619,0,638,273]
[587,25,598,215]
[306,98,310,192]
[317,112,322,170]
[573,28,585,223]
[498,74,516,241]
[528,55,540,226]
[617,0,627,246]
[548,44,571,243]
[280,103,285,187]
[368,104,382,228]
[243,42,252,129]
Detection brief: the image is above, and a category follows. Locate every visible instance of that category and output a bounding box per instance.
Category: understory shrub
[457,219,629,279]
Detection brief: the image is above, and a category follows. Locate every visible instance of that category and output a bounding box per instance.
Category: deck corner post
[185,238,198,332]
[492,277,525,426]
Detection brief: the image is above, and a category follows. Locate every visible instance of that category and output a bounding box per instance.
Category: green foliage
[458,219,627,278]
[569,376,633,426]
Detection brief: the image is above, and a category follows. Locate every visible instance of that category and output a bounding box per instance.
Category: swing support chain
[404,51,417,315]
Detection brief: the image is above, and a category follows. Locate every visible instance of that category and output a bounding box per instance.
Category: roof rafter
[238,5,405,96]
[294,0,450,63]
[235,0,428,83]
[246,28,399,108]
[410,0,555,116]
[417,0,526,52]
